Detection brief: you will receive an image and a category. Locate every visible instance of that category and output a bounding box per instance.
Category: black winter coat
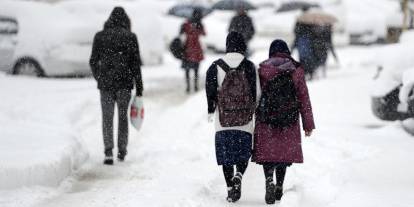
[89,12,143,95]
[228,14,255,42]
[292,23,337,68]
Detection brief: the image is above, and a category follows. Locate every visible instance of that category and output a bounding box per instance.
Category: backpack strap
[215,58,248,73]
[215,59,232,73]
[237,58,248,70]
[214,58,247,73]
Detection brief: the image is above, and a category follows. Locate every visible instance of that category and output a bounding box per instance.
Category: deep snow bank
[0,74,88,189]
[0,123,87,189]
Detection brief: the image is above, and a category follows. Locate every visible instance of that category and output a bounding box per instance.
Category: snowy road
[1,48,414,207]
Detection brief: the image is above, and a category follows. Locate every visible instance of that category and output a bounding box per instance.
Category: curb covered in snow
[0,122,88,189]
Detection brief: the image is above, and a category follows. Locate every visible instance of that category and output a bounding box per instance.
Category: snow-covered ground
[1,43,414,206]
[0,75,89,189]
[1,0,414,206]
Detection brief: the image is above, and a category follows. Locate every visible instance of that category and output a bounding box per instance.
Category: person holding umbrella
[228,7,255,55]
[292,7,338,79]
[212,0,256,55]
[180,8,206,93]
[311,24,339,78]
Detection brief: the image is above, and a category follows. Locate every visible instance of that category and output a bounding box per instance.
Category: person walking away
[205,32,258,203]
[311,25,338,78]
[253,40,315,204]
[180,8,206,93]
[90,7,143,165]
[291,21,318,80]
[228,7,255,55]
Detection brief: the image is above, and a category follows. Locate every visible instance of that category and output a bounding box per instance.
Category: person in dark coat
[228,7,255,54]
[89,7,143,165]
[180,8,206,93]
[311,25,338,77]
[205,32,258,203]
[291,22,319,79]
[253,40,315,203]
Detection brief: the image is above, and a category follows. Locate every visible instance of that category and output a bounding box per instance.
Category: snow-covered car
[371,65,414,136]
[371,64,414,120]
[370,30,414,135]
[346,0,404,45]
[57,1,165,65]
[253,1,349,47]
[0,15,18,71]
[371,66,411,121]
[0,0,164,77]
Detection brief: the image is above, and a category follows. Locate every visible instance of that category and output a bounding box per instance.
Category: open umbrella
[297,12,337,26]
[276,1,320,13]
[212,0,257,11]
[168,4,212,18]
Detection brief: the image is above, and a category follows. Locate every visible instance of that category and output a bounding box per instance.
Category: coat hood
[269,39,291,57]
[104,7,131,31]
[259,53,300,74]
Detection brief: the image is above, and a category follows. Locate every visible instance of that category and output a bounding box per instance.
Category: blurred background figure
[312,23,339,78]
[292,22,317,79]
[292,7,338,80]
[89,7,143,165]
[228,6,255,55]
[180,8,206,93]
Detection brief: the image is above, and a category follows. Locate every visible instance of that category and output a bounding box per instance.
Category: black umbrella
[168,4,212,18]
[276,1,320,13]
[212,0,257,11]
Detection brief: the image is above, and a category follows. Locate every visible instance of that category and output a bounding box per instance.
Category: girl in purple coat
[253,40,315,204]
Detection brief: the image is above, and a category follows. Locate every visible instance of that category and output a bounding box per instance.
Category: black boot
[275,186,283,201]
[265,179,276,204]
[117,150,127,162]
[103,149,113,165]
[231,172,243,202]
[226,187,234,203]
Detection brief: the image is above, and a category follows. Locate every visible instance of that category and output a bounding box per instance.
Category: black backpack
[169,37,185,60]
[256,72,300,128]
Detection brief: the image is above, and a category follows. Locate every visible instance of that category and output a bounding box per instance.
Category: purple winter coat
[252,53,315,163]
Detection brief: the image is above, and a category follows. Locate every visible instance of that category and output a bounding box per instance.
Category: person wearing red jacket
[253,40,315,204]
[180,8,206,93]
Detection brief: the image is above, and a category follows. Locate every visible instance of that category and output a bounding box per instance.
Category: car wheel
[12,58,45,77]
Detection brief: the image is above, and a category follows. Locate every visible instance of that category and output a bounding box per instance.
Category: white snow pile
[0,0,165,67]
[368,31,414,97]
[0,74,88,189]
[57,0,165,65]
